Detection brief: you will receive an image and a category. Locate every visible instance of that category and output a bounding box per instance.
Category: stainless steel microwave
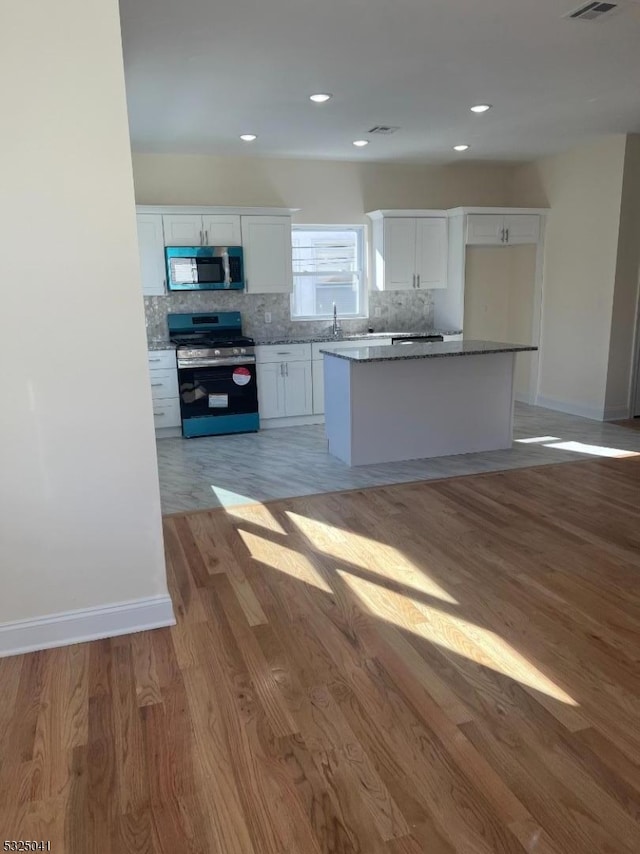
[165,246,244,291]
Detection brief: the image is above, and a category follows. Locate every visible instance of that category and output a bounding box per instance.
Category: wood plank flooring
[1,457,640,852]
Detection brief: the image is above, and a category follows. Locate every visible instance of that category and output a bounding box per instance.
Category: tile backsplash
[144,290,435,342]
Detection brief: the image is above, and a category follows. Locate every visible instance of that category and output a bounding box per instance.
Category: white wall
[464,246,537,400]
[0,0,170,635]
[512,136,627,419]
[132,153,515,221]
[606,134,640,417]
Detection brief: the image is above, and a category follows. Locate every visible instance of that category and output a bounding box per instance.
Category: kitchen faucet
[332,302,342,338]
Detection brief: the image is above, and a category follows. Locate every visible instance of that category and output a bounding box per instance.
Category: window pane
[293,274,361,317]
[292,229,360,275]
[291,226,365,319]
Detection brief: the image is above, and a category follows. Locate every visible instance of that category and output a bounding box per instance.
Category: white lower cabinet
[283,360,313,416]
[312,360,325,415]
[148,350,181,432]
[257,362,285,419]
[255,344,313,420]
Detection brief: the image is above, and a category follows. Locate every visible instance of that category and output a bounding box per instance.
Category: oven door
[177,362,259,437]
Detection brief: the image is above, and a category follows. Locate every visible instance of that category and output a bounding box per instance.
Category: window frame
[290,224,368,321]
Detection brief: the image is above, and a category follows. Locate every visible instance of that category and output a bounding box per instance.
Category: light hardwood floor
[1,457,640,852]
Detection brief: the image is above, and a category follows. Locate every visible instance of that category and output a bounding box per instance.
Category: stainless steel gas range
[168,312,259,438]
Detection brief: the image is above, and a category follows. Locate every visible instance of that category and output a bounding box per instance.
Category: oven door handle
[177,357,256,369]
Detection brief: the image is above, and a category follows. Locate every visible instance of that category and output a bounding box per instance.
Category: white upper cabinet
[466,215,504,246]
[162,214,204,246]
[136,214,166,295]
[415,218,448,289]
[369,212,449,291]
[385,219,418,290]
[503,214,540,245]
[466,213,540,246]
[201,214,241,246]
[241,215,293,294]
[162,213,241,246]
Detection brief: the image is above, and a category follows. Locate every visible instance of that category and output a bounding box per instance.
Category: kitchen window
[291,226,367,319]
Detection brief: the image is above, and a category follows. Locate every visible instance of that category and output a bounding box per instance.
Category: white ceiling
[119,0,640,163]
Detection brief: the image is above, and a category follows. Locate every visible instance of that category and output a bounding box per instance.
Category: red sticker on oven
[232,366,252,386]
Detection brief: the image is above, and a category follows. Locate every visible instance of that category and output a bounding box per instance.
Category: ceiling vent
[368,126,400,135]
[565,2,618,19]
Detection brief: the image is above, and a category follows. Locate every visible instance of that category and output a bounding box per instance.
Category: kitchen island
[321,340,537,466]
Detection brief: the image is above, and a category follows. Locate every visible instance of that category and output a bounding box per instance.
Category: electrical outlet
[374,306,382,318]
[265,312,272,323]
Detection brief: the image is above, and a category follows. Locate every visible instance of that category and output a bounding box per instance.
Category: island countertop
[320,339,537,363]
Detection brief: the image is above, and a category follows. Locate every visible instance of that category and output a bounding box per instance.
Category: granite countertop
[147,329,463,350]
[320,339,538,363]
[253,329,462,345]
[147,339,176,351]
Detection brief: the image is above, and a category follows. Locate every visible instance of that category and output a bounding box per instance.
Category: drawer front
[256,343,312,363]
[153,398,181,429]
[312,338,390,360]
[149,370,179,400]
[148,349,176,371]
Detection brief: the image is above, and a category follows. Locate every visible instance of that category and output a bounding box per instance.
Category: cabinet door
[311,360,324,414]
[136,214,166,295]
[242,216,293,293]
[283,360,313,417]
[162,214,203,246]
[257,362,285,419]
[384,218,417,289]
[504,214,540,245]
[201,214,241,246]
[415,218,448,289]
[466,215,504,245]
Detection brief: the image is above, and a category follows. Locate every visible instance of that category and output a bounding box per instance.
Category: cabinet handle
[417,274,421,288]
[285,362,289,376]
[280,363,284,377]
[199,230,203,245]
[412,274,416,288]
[149,358,161,363]
[505,228,510,243]
[276,351,292,355]
[151,382,163,387]
[500,228,505,243]
[155,411,166,417]
[205,230,209,245]
[163,279,166,290]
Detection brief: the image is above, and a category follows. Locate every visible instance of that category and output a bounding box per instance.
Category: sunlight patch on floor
[287,510,459,605]
[340,569,577,706]
[222,503,288,534]
[210,485,261,507]
[543,441,639,458]
[515,436,562,444]
[237,528,333,592]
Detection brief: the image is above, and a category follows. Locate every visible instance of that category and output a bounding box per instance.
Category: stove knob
[214,349,221,356]
[233,348,240,354]
[240,348,246,354]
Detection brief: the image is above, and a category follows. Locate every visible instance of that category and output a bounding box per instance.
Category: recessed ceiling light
[309,93,332,103]
[239,134,257,142]
[470,104,492,113]
[352,139,369,147]
[453,144,470,151]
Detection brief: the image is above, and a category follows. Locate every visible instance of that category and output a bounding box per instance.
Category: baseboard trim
[260,414,325,429]
[514,392,534,405]
[0,594,176,659]
[535,395,605,422]
[603,405,631,421]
